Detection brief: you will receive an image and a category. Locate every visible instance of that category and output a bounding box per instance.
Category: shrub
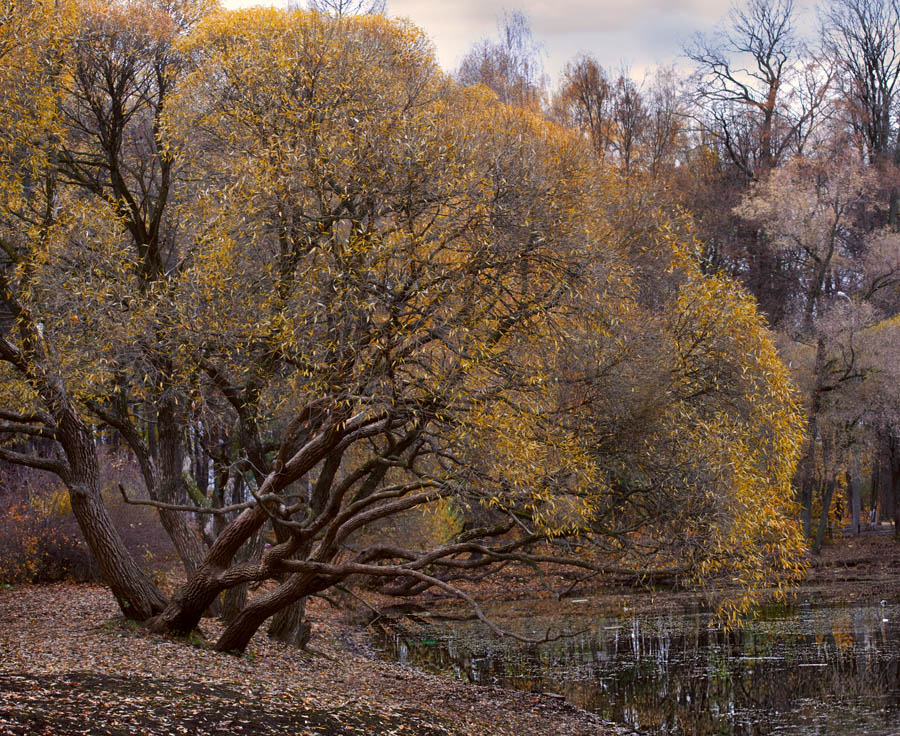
[0,451,177,585]
[0,473,96,583]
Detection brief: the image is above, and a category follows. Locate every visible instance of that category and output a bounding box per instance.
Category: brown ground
[0,531,897,736]
[0,585,628,736]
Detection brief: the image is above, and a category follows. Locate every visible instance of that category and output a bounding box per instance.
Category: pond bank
[1,534,897,736]
[361,533,900,736]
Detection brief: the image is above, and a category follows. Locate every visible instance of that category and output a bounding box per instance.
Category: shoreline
[1,533,898,736]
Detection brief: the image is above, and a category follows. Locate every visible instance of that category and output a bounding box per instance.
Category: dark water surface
[374,600,900,735]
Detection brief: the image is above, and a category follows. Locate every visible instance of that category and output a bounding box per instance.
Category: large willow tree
[0,2,805,652]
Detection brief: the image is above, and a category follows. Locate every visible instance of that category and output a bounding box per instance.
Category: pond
[373,599,900,735]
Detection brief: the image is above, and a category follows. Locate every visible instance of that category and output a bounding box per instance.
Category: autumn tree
[553,60,684,178]
[142,8,624,650]
[52,0,220,581]
[0,0,168,619]
[538,186,807,615]
[1,5,808,650]
[736,151,900,545]
[554,55,615,158]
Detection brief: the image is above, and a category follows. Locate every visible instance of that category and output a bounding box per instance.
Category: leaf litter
[0,584,623,736]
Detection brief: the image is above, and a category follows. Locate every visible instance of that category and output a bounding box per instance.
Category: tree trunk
[894,480,900,541]
[149,504,270,635]
[150,429,346,637]
[798,341,827,539]
[69,486,168,619]
[221,530,268,624]
[870,456,880,525]
[799,471,814,539]
[267,597,311,648]
[216,572,322,654]
[849,450,861,535]
[59,412,167,619]
[157,400,208,578]
[263,523,314,646]
[878,435,895,523]
[888,430,900,540]
[812,474,836,555]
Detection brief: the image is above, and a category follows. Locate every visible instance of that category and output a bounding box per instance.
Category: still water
[374,601,900,735]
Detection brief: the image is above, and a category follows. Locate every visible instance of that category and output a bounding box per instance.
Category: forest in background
[456,0,900,551]
[0,0,897,654]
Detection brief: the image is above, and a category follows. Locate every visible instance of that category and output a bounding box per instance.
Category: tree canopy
[0,1,807,651]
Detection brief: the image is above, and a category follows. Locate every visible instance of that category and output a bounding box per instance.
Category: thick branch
[0,445,69,477]
[118,483,261,515]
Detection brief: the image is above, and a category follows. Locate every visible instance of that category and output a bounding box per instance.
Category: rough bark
[267,597,311,648]
[221,530,267,624]
[148,505,270,635]
[59,411,167,619]
[216,573,323,653]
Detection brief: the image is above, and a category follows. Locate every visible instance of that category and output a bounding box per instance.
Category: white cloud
[222,0,815,85]
[387,0,731,80]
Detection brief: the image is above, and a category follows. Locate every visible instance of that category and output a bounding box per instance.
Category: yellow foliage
[0,5,808,621]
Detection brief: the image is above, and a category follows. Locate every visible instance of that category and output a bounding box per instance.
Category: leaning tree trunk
[216,572,324,654]
[149,504,271,636]
[150,428,348,638]
[59,411,167,620]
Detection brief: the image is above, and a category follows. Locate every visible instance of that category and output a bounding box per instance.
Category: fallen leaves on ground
[0,585,621,736]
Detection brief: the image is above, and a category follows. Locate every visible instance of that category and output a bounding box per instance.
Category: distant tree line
[462,0,900,549]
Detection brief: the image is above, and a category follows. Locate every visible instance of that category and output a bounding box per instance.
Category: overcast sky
[222,0,818,84]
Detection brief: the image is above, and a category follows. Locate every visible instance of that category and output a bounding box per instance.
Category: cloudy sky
[222,0,818,84]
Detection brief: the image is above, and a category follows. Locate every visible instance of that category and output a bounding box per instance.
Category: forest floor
[0,585,627,736]
[0,530,897,736]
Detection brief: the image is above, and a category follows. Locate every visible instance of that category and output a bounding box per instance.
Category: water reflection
[374,602,900,735]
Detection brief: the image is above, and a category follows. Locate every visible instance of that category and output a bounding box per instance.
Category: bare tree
[457,10,547,111]
[302,0,385,15]
[821,0,900,225]
[643,66,686,177]
[554,55,614,157]
[613,73,647,174]
[687,0,829,178]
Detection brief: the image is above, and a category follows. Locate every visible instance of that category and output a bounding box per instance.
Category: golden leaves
[0,3,809,626]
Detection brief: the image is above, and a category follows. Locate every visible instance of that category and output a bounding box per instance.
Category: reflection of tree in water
[375,603,900,736]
